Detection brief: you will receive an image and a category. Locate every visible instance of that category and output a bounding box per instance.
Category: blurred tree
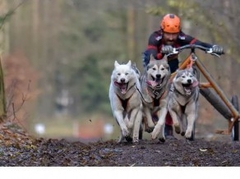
[0,57,6,122]
[2,0,240,134]
[127,3,136,62]
[0,0,25,122]
[0,0,7,121]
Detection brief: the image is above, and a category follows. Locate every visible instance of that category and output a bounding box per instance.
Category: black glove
[212,45,224,54]
[161,45,173,54]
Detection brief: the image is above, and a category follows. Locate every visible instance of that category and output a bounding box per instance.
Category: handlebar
[167,44,224,58]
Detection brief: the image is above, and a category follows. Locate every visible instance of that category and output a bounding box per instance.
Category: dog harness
[146,85,168,107]
[116,83,136,110]
[169,83,199,113]
[117,94,133,111]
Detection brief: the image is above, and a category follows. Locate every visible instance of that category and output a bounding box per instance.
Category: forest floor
[1,121,240,166]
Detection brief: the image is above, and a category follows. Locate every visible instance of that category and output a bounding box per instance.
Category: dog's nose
[187,79,192,84]
[120,78,125,83]
[156,74,161,79]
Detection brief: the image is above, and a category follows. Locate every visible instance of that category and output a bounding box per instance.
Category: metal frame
[170,50,239,134]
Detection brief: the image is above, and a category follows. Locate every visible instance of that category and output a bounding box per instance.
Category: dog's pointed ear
[187,66,194,72]
[114,60,120,68]
[150,54,155,62]
[161,55,168,62]
[132,62,136,67]
[175,69,184,78]
[173,69,181,83]
[126,60,132,67]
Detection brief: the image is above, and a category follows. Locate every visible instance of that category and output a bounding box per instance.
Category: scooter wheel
[231,95,239,141]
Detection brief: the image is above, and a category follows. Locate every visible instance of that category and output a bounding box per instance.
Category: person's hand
[212,45,224,54]
[161,45,173,54]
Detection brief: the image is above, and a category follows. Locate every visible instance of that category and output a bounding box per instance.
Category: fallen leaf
[199,148,207,152]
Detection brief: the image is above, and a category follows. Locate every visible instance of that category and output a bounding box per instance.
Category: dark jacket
[143,30,213,73]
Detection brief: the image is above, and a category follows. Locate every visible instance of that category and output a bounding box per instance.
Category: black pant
[168,58,179,74]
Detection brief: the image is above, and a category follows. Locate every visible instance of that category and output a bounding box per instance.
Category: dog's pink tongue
[147,80,158,87]
[121,89,127,94]
[192,81,199,87]
[120,84,127,94]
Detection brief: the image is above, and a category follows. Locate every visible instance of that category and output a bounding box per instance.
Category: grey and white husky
[168,67,199,139]
[109,60,142,143]
[140,55,171,142]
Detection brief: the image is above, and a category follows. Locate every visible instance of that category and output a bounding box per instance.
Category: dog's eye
[125,72,128,75]
[161,67,165,71]
[117,73,121,76]
[152,67,156,70]
[182,76,186,78]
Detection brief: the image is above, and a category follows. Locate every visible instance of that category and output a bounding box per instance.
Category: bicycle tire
[231,95,239,141]
[200,88,232,120]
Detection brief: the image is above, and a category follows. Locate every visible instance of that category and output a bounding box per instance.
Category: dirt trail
[1,122,240,166]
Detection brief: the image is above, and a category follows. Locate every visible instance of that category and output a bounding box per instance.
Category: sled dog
[109,60,142,143]
[168,67,199,139]
[140,55,171,142]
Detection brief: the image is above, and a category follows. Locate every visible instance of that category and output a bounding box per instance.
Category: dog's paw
[132,137,139,144]
[158,137,165,143]
[151,130,159,140]
[185,130,192,139]
[174,125,181,134]
[145,126,154,133]
[125,136,133,142]
[117,135,124,143]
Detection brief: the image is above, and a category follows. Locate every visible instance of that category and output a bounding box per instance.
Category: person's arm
[143,32,163,67]
[179,32,212,48]
[146,32,162,59]
[179,32,224,54]
[191,38,212,48]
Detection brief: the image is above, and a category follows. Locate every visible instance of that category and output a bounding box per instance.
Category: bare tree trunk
[0,0,7,122]
[127,4,136,61]
[0,56,6,122]
[32,0,39,66]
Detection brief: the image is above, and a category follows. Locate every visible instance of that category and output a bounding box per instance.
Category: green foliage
[5,0,240,125]
[84,20,106,42]
[0,0,25,30]
[54,2,127,117]
[0,10,14,30]
[146,0,197,17]
[80,55,110,113]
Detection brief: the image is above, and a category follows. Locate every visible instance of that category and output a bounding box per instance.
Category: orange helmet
[160,14,181,33]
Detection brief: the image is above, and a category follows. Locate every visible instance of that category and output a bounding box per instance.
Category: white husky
[168,67,199,140]
[109,60,142,143]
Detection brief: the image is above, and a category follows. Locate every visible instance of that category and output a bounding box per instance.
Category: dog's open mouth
[114,81,128,94]
[182,81,199,95]
[182,83,192,95]
[147,76,165,88]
